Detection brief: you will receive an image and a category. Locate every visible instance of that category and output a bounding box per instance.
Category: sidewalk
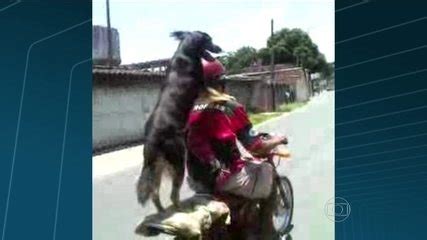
[93,145,144,179]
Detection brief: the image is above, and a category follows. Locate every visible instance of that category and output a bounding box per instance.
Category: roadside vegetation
[218,28,334,79]
[249,102,307,125]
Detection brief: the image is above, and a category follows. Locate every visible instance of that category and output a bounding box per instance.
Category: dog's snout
[211,44,222,53]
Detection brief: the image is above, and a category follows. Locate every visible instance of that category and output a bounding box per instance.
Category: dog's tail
[137,144,160,206]
[136,166,154,205]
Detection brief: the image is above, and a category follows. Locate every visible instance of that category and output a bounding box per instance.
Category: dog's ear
[170,31,190,40]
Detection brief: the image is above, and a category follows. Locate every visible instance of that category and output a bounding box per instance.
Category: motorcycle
[136,141,294,240]
[202,142,294,240]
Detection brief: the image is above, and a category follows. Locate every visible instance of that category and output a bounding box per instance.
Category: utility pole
[270,19,276,111]
[106,0,113,66]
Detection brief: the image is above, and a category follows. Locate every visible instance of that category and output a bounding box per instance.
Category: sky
[93,0,334,64]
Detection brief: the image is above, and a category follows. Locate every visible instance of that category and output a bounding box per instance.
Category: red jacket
[186,99,265,188]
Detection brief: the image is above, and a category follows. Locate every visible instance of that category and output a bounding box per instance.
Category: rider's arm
[228,102,267,151]
[230,102,287,156]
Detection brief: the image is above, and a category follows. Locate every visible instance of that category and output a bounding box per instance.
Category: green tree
[218,28,333,77]
[256,47,270,65]
[257,46,294,65]
[218,46,258,74]
[266,28,332,77]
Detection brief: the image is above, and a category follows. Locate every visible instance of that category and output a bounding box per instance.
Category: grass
[249,112,282,125]
[278,102,307,112]
[249,101,307,125]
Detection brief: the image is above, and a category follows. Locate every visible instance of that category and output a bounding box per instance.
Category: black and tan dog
[137,31,222,212]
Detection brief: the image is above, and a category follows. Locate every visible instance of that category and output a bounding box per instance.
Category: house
[226,66,312,112]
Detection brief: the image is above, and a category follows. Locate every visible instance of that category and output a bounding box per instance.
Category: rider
[186,59,287,238]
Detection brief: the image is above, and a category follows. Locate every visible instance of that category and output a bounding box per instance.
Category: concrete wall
[92,67,311,152]
[93,69,164,152]
[269,68,311,102]
[236,68,312,102]
[93,25,121,66]
[294,70,311,102]
[226,79,263,111]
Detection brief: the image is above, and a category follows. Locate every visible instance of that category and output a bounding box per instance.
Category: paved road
[93,91,334,240]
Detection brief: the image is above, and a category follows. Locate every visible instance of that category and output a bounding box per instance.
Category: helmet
[202,59,225,82]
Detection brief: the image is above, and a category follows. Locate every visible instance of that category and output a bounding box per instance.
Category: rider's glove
[251,135,288,158]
